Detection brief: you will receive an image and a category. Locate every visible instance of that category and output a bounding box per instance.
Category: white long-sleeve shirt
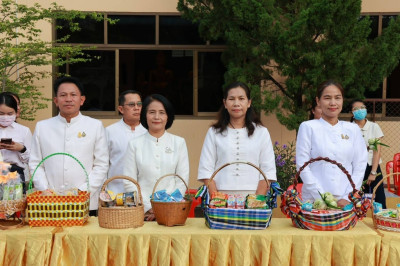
[0,122,32,168]
[29,113,109,210]
[106,119,147,193]
[197,125,277,191]
[123,131,189,213]
[296,118,368,201]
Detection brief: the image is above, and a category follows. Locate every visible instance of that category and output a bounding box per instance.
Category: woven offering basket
[150,174,192,227]
[98,175,144,229]
[372,173,400,232]
[27,153,90,227]
[199,161,273,230]
[281,157,371,231]
[0,197,26,229]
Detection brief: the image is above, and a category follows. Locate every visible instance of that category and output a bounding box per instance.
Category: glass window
[119,50,193,115]
[67,50,116,111]
[382,15,398,29]
[198,52,225,112]
[108,15,156,44]
[159,16,204,45]
[359,16,379,40]
[56,18,104,44]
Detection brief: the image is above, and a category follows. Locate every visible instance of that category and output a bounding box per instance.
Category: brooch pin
[165,147,173,153]
[78,132,86,138]
[341,134,349,140]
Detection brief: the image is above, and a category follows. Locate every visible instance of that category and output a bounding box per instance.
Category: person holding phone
[0,92,32,190]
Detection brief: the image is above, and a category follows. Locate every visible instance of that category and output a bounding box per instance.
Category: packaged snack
[116,193,125,206]
[14,183,23,200]
[124,192,136,206]
[245,194,267,209]
[170,189,183,202]
[100,191,115,207]
[227,194,236,208]
[301,202,313,211]
[236,195,245,209]
[153,190,173,202]
[2,184,10,200]
[210,191,227,208]
[373,202,383,214]
[107,190,116,200]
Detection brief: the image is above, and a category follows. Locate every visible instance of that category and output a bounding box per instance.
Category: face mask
[353,109,367,120]
[0,115,16,127]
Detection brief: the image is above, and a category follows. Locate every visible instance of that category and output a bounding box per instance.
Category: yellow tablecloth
[0,223,58,266]
[363,217,400,266]
[50,217,380,266]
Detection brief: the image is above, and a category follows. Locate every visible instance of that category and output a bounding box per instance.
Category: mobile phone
[1,138,12,144]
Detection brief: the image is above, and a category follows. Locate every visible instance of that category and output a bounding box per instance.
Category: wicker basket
[98,175,144,229]
[281,157,371,231]
[150,174,192,227]
[198,161,273,230]
[372,173,400,232]
[0,197,26,229]
[27,153,90,227]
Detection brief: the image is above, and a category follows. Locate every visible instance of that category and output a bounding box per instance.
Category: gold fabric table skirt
[0,223,58,266]
[50,217,380,266]
[364,217,400,266]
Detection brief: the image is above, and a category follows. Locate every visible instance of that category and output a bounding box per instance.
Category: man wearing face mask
[350,99,386,208]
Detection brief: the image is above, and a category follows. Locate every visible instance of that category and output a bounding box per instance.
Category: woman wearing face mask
[350,99,386,208]
[296,80,367,208]
[0,93,32,191]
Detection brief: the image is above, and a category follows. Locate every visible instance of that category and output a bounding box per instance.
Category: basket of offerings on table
[196,161,282,230]
[150,174,192,226]
[281,157,371,231]
[27,153,90,227]
[0,162,26,229]
[98,175,144,229]
[372,173,400,232]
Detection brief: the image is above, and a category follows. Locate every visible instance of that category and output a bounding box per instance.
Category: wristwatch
[19,146,26,153]
[370,171,377,176]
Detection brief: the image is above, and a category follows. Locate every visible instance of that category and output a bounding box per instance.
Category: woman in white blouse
[198,82,277,196]
[350,99,386,208]
[296,80,367,208]
[123,94,189,221]
[0,93,31,191]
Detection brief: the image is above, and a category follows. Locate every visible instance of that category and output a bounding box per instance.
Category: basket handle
[207,161,270,191]
[293,157,356,193]
[151,173,189,199]
[100,175,143,205]
[28,152,89,191]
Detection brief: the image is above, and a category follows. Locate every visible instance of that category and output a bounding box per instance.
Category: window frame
[53,12,227,119]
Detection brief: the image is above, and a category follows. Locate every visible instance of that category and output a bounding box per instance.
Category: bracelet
[370,171,377,176]
[19,146,26,153]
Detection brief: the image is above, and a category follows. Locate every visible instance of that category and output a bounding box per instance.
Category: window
[56,14,226,116]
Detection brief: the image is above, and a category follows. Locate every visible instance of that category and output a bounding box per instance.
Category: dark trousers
[363,164,386,209]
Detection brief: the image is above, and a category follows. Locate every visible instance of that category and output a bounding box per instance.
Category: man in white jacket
[106,90,147,193]
[29,77,109,215]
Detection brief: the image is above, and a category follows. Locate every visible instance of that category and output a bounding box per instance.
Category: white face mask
[0,115,16,127]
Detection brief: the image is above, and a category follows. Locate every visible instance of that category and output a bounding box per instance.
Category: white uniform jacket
[356,119,384,166]
[0,122,32,168]
[29,113,109,210]
[197,125,277,191]
[106,120,147,193]
[296,118,368,201]
[123,131,189,213]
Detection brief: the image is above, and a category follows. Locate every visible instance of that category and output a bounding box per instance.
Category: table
[50,217,380,266]
[0,223,58,266]
[364,218,400,266]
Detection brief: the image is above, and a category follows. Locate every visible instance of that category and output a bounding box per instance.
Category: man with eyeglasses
[105,90,147,193]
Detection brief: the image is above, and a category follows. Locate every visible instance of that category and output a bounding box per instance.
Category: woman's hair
[0,92,18,113]
[212,81,262,137]
[349,98,365,122]
[140,94,175,130]
[309,99,318,120]
[316,80,344,99]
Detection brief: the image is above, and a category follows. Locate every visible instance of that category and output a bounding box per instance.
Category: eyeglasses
[123,102,142,108]
[352,105,366,111]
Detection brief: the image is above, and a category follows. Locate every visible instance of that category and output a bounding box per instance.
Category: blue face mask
[353,109,367,120]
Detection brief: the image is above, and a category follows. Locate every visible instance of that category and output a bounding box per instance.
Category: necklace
[229,122,245,129]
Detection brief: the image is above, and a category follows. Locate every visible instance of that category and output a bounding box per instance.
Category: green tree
[0,0,104,120]
[178,0,400,131]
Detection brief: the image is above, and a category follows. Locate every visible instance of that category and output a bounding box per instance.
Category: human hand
[367,174,376,186]
[0,141,24,152]
[144,209,156,221]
